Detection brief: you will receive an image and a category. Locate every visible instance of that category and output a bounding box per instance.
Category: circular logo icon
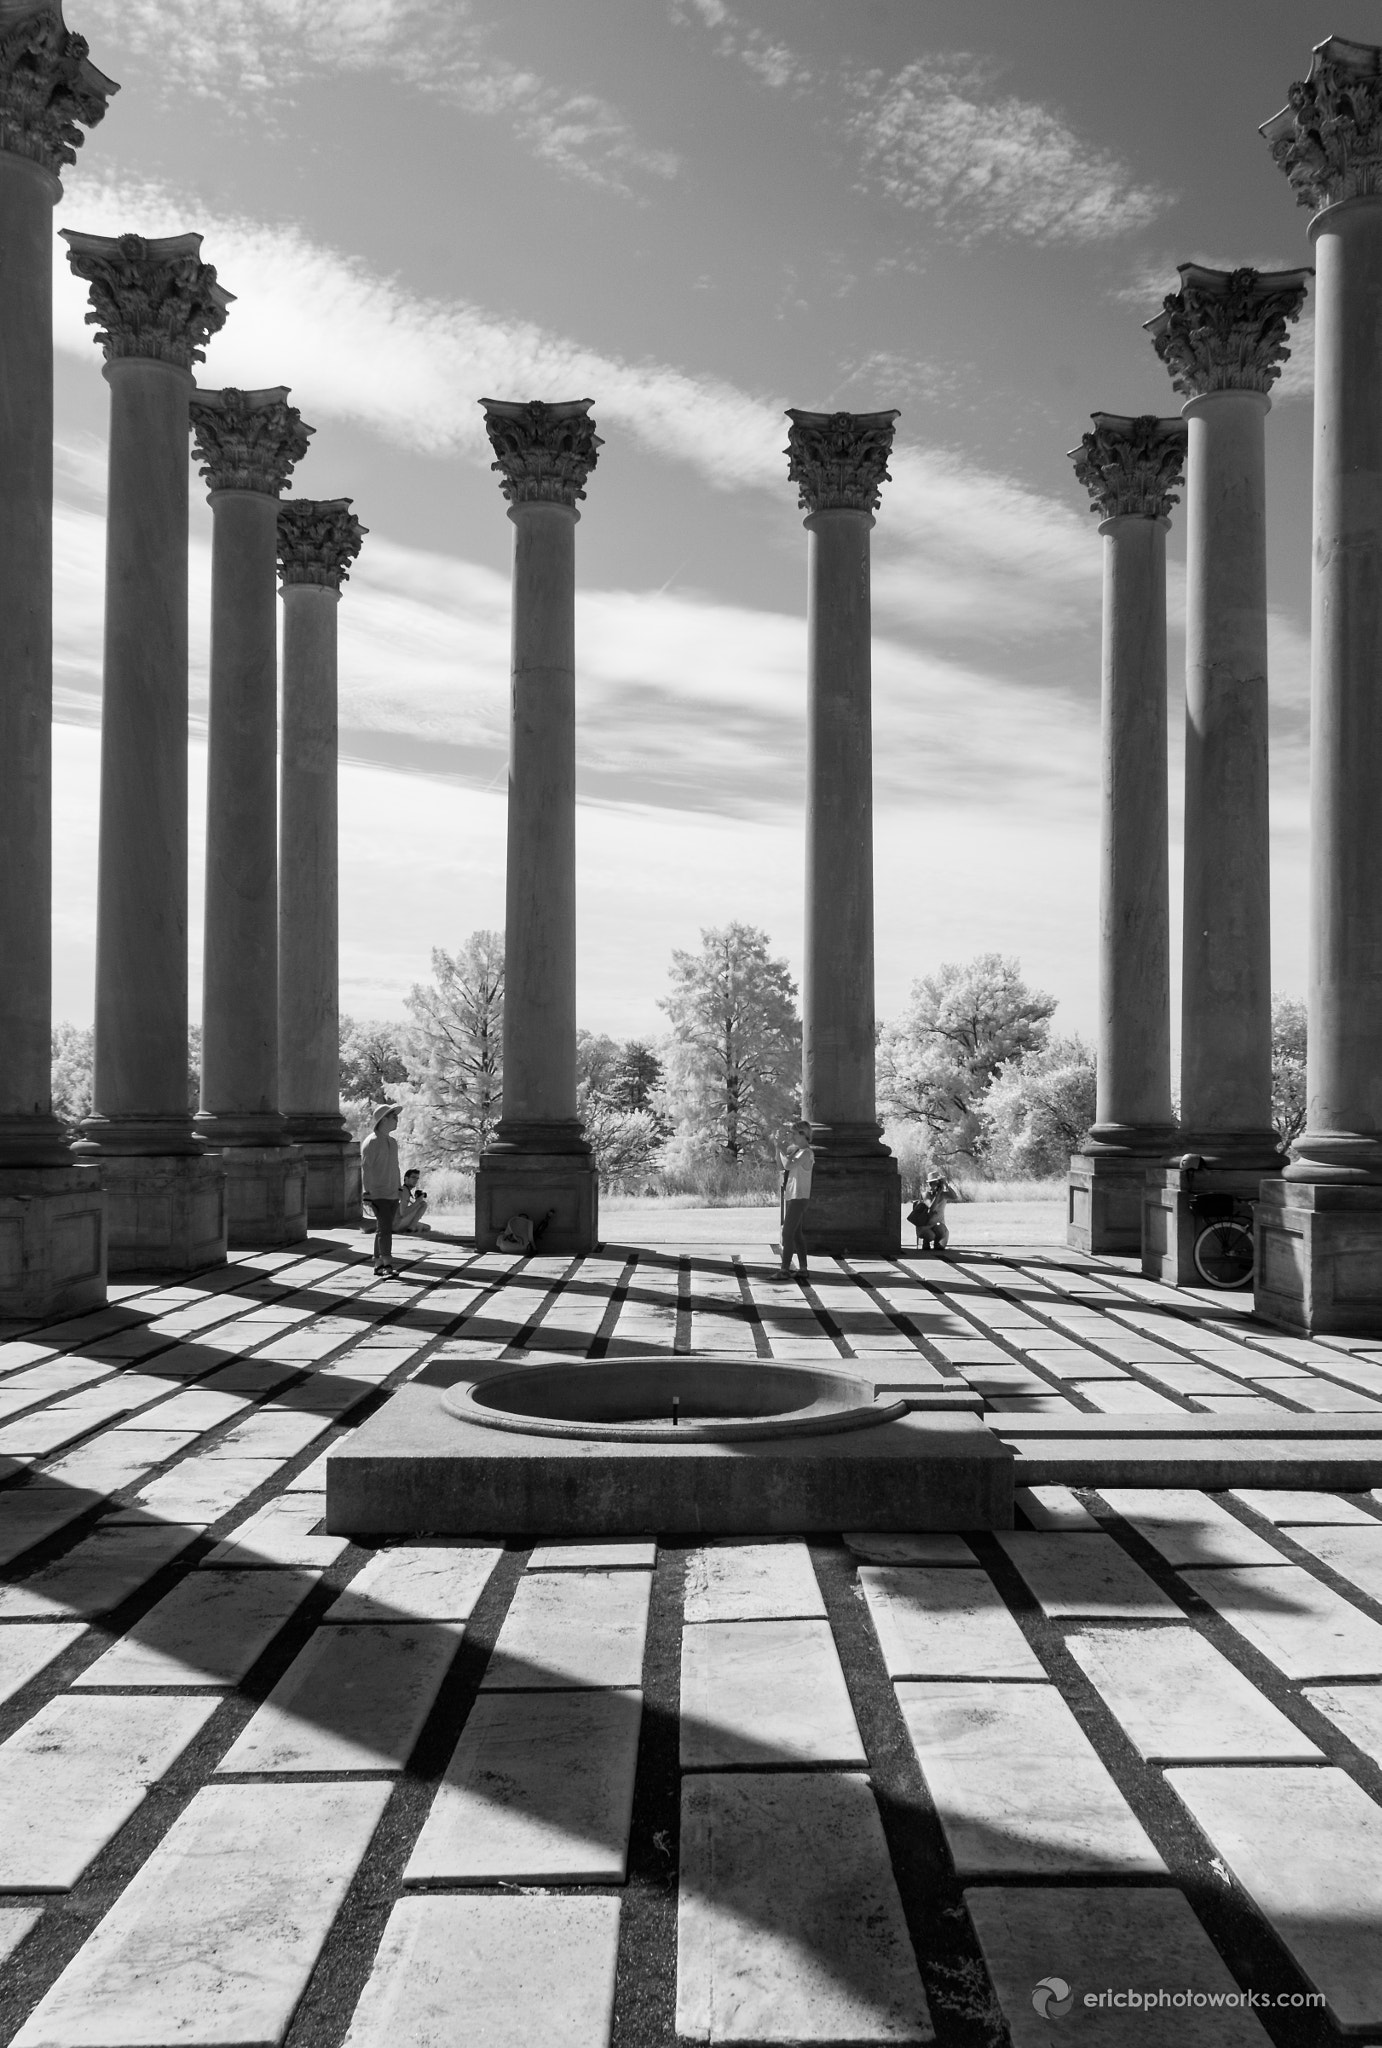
[1032,1976,1074,2019]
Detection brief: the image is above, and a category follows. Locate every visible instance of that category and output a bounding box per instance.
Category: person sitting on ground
[908,1168,958,1252]
[396,1168,431,1234]
[360,1103,403,1276]
[773,1118,814,1280]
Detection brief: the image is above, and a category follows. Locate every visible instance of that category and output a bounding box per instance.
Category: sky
[49,0,1331,1046]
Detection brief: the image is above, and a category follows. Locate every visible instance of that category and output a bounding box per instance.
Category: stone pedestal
[98,1152,225,1276]
[1258,44,1382,1331]
[475,399,601,1254]
[277,502,367,1228]
[0,1167,106,1321]
[1065,415,1187,1252]
[1142,1162,1266,1287]
[190,388,312,1249]
[62,230,232,1276]
[786,409,902,1256]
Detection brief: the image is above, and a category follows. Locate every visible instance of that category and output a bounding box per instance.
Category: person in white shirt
[774,1118,815,1279]
[360,1104,403,1275]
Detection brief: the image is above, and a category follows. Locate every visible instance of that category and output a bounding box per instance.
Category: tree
[339,1016,411,1106]
[609,1040,664,1117]
[401,931,504,1166]
[575,1032,667,1188]
[980,1035,1096,1178]
[659,923,800,1165]
[51,1023,94,1131]
[879,953,1057,1164]
[1272,995,1308,1149]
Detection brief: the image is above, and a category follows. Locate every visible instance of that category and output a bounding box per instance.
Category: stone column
[1256,36,1382,1328]
[0,6,114,1314]
[1140,266,1311,1284]
[63,228,231,1273]
[784,407,902,1255]
[277,498,367,1227]
[474,398,599,1253]
[189,387,313,1247]
[1065,413,1186,1254]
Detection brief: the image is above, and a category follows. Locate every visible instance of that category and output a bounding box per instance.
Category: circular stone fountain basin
[442,1356,905,1443]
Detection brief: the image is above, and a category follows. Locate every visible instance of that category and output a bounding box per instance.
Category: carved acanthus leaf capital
[479,398,601,507]
[277,498,367,590]
[784,407,899,514]
[1263,35,1382,211]
[1069,412,1187,521]
[1147,263,1312,397]
[190,386,313,497]
[0,4,116,177]
[62,229,232,368]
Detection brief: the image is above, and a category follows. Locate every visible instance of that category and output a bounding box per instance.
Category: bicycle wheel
[1193,1217,1255,1289]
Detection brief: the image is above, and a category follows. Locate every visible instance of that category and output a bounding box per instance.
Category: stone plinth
[219,1145,308,1250]
[327,1384,1013,1538]
[805,1150,901,1258]
[99,1153,225,1276]
[1254,1180,1382,1335]
[1067,1152,1154,1256]
[0,1166,106,1320]
[1143,1163,1267,1288]
[289,1130,361,1230]
[475,1150,598,1256]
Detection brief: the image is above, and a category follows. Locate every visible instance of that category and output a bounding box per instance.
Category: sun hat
[368,1101,398,1132]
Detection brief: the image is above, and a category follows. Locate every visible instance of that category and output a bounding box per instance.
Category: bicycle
[1189,1189,1256,1289]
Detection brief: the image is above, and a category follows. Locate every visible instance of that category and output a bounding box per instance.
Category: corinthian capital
[1070,413,1187,521]
[0,3,116,177]
[62,229,232,369]
[479,398,601,507]
[1263,35,1382,211]
[277,498,367,590]
[190,386,313,496]
[1146,263,1312,397]
[784,408,899,514]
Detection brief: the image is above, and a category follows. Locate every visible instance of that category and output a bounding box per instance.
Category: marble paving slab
[0,1521,199,1619]
[1301,1684,1382,1766]
[1167,1765,1382,2033]
[842,1532,976,1565]
[73,1566,320,1689]
[132,1456,285,1525]
[325,1542,503,1623]
[0,1485,100,1570]
[527,1539,657,1571]
[1286,1523,1382,1606]
[405,1688,642,1883]
[995,1534,1183,1620]
[964,1887,1271,2045]
[11,1780,392,2048]
[859,1566,1044,1679]
[1230,1489,1378,1526]
[677,1772,931,2045]
[1098,1489,1286,1568]
[0,1907,42,1970]
[1016,1485,1100,1530]
[42,1431,198,1498]
[681,1619,865,1769]
[0,1693,219,1890]
[481,1568,651,1690]
[1066,1625,1323,1762]
[896,1681,1165,1876]
[201,1495,349,1570]
[683,1541,825,1622]
[1183,1565,1382,1679]
[216,1622,461,1774]
[341,1895,622,2048]
[0,1621,87,1707]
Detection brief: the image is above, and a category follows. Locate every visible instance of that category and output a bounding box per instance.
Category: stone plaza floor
[2,1222,1382,2045]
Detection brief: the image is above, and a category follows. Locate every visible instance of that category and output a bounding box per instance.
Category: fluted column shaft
[279,582,345,1131]
[0,153,65,1163]
[200,485,284,1135]
[1093,513,1175,1143]
[803,507,881,1143]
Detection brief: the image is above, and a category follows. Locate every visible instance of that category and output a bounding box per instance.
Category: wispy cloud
[670,0,813,94]
[851,55,1170,247]
[82,0,678,193]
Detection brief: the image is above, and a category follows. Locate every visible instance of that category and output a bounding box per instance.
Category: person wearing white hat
[361,1103,403,1275]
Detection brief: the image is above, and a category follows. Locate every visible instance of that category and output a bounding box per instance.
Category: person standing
[361,1104,402,1275]
[775,1119,815,1280]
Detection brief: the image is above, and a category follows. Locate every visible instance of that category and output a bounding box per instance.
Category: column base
[1142,1162,1274,1287]
[216,1145,309,1250]
[1067,1147,1173,1255]
[0,1166,106,1321]
[99,1153,227,1276]
[291,1139,362,1229]
[804,1150,901,1256]
[475,1153,598,1254]
[1254,1179,1382,1335]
